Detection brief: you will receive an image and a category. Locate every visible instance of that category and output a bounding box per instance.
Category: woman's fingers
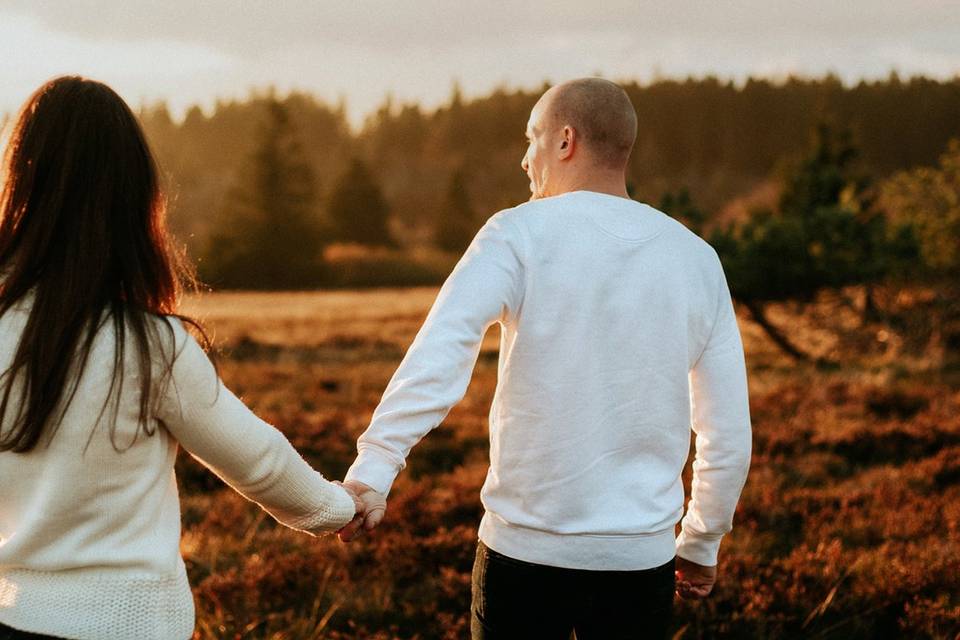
[338,514,364,542]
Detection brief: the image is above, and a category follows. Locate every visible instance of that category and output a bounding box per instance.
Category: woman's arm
[155,319,357,535]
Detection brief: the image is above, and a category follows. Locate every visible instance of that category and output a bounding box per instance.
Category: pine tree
[658,188,706,236]
[434,170,478,253]
[203,99,326,289]
[710,122,919,361]
[881,139,960,277]
[327,158,394,246]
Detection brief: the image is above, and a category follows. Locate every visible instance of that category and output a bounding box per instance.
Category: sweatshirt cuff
[344,447,402,496]
[675,530,724,566]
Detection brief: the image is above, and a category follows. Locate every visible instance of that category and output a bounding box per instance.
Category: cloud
[0,13,236,112]
[7,1,960,55]
[0,1,958,125]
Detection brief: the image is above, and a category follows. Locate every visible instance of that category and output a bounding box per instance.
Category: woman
[0,77,360,640]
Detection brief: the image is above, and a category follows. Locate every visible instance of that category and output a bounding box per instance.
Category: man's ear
[558,125,575,161]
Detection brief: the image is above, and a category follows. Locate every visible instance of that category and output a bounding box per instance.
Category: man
[339,78,752,639]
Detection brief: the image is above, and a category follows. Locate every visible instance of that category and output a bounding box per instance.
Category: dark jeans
[471,540,676,640]
[0,624,61,640]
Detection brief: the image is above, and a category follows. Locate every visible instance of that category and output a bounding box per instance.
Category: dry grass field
[177,287,960,640]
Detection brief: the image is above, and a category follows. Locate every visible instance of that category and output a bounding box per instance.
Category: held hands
[335,481,366,520]
[336,480,387,542]
[675,556,717,600]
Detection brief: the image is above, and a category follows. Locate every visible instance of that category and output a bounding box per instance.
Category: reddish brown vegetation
[180,290,960,639]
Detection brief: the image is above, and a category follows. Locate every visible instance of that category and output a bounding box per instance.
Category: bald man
[341,78,753,639]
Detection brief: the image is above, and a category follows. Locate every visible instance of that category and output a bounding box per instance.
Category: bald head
[540,78,637,170]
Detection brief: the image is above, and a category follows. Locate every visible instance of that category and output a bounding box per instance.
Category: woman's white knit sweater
[0,297,356,640]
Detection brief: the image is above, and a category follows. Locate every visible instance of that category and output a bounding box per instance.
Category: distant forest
[138,74,960,263]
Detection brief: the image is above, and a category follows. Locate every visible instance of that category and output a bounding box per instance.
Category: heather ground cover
[179,287,960,640]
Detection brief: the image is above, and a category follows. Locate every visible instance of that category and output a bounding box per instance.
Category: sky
[1,1,958,127]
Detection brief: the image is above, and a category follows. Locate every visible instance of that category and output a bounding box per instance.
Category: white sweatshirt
[0,299,356,640]
[346,190,752,570]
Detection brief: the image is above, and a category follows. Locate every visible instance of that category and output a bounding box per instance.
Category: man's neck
[556,173,630,200]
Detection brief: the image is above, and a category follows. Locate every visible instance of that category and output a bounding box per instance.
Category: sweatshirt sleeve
[155,320,356,535]
[675,260,753,566]
[344,211,526,495]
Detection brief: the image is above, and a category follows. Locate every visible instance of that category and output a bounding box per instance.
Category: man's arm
[343,211,526,499]
[676,259,753,570]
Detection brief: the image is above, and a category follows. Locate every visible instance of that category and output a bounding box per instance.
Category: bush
[321,244,456,289]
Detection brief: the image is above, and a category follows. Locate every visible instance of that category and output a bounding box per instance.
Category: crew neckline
[562,189,636,203]
[558,190,667,243]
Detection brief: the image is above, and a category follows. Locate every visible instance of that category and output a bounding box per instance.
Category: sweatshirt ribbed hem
[478,512,677,571]
[0,564,194,640]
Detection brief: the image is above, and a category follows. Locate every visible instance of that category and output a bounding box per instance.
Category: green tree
[881,139,960,278]
[710,123,919,361]
[203,100,326,289]
[434,170,478,253]
[658,187,707,236]
[139,76,960,255]
[327,159,394,246]
[879,139,960,359]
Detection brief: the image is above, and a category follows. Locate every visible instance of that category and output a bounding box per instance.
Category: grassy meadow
[177,287,960,640]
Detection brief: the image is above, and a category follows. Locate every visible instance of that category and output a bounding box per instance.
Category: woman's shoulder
[146,313,189,340]
[144,313,204,362]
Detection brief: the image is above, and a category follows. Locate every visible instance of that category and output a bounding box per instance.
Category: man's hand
[675,556,717,599]
[336,479,387,542]
[336,481,365,518]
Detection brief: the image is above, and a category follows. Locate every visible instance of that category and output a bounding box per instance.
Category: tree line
[140,74,960,261]
[136,76,959,360]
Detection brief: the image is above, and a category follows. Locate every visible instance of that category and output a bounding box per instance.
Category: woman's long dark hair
[0,76,208,453]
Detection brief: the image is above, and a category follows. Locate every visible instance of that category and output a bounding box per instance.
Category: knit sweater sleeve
[675,258,753,566]
[155,320,356,535]
[344,210,526,495]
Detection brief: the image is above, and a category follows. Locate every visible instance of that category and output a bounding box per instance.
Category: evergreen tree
[710,122,919,361]
[434,170,478,253]
[203,100,326,288]
[327,158,394,246]
[879,139,960,356]
[881,139,960,278]
[658,188,706,236]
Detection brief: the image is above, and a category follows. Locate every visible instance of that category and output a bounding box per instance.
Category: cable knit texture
[346,191,753,570]
[0,301,356,640]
